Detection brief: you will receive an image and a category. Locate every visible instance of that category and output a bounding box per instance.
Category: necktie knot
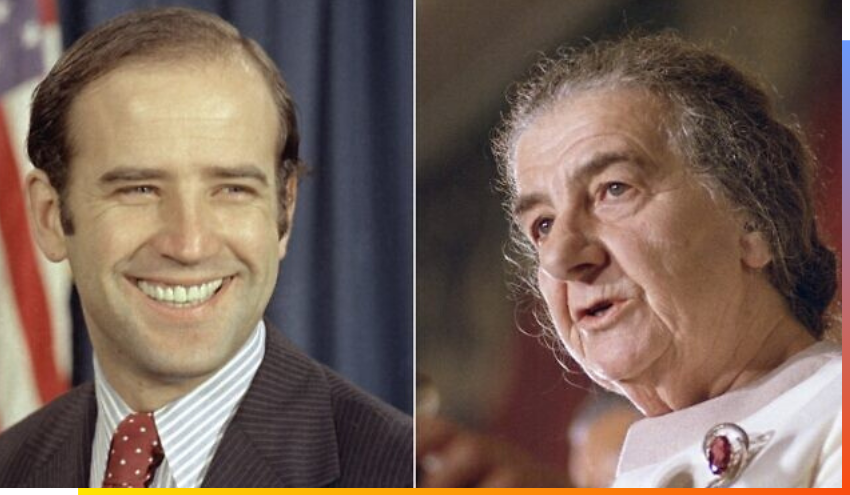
[102,412,164,488]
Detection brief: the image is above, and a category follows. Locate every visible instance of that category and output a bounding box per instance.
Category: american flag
[0,0,70,432]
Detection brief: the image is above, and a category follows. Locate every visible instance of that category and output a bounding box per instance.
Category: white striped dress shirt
[89,321,266,488]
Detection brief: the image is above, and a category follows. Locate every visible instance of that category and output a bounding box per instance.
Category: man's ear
[25,168,69,262]
[740,224,772,270]
[278,175,298,260]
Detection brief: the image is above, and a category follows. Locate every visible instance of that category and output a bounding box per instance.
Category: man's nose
[150,195,220,264]
[537,213,606,283]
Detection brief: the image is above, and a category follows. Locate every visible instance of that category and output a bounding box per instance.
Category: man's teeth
[136,278,224,305]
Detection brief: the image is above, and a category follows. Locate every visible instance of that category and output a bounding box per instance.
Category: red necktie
[102,412,164,488]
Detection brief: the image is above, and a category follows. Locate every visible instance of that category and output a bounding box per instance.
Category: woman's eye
[603,182,631,199]
[532,217,553,241]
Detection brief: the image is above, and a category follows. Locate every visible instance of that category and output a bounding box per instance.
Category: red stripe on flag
[0,106,67,404]
[36,0,58,25]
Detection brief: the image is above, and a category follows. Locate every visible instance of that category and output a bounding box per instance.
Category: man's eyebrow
[98,167,170,184]
[203,165,270,185]
[511,151,641,218]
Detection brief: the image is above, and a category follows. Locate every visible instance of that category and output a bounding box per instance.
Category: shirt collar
[618,341,841,473]
[91,320,266,488]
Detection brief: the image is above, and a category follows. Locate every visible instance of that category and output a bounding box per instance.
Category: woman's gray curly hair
[492,32,837,340]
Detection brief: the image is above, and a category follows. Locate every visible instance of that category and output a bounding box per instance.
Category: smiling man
[0,7,411,488]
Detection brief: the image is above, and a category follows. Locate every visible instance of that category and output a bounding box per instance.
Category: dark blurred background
[416,0,841,472]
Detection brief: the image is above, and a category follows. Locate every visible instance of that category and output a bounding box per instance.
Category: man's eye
[119,185,157,195]
[219,185,256,197]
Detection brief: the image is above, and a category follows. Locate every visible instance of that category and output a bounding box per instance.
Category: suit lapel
[202,325,341,487]
[24,384,96,487]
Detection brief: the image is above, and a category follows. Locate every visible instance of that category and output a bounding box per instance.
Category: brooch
[702,422,771,488]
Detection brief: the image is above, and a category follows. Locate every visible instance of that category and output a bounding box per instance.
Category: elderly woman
[489,33,841,488]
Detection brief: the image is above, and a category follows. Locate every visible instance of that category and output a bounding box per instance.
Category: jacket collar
[201,324,341,487]
[25,383,96,487]
[20,323,339,487]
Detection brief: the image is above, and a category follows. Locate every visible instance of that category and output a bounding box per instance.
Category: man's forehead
[69,58,274,128]
[64,57,280,179]
[75,55,266,100]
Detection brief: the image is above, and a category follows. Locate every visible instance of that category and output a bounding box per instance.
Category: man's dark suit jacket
[0,327,413,487]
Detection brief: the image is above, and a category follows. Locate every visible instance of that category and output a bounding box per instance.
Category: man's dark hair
[493,32,837,339]
[27,7,306,236]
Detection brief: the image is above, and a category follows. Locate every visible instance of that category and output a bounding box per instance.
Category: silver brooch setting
[703,422,771,488]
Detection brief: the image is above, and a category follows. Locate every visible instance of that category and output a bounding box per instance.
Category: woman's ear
[740,224,772,270]
[26,168,69,262]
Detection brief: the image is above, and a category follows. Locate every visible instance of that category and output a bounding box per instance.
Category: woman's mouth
[585,300,615,318]
[577,298,632,331]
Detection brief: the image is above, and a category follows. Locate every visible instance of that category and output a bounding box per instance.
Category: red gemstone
[708,436,732,475]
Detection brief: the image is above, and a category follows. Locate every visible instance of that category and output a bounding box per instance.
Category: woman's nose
[537,215,607,283]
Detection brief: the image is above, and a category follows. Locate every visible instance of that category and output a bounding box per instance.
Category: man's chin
[140,353,228,385]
